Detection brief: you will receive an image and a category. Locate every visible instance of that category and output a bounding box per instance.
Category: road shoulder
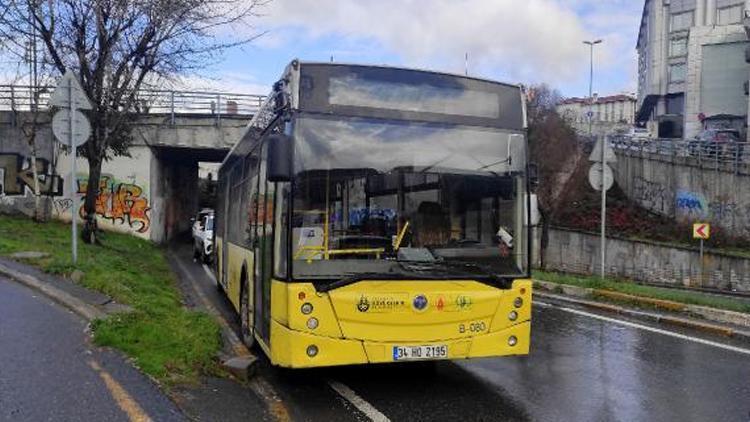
[534,279,750,343]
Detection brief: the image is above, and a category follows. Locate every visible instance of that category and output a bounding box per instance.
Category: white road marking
[537,301,750,356]
[328,380,390,422]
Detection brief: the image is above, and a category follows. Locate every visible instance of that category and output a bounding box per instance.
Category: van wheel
[240,276,255,349]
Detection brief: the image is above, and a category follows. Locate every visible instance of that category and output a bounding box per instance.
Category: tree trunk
[81,155,102,244]
[540,209,550,270]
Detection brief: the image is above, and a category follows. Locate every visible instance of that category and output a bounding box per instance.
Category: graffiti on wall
[0,153,63,196]
[676,190,708,219]
[77,175,151,233]
[632,177,672,215]
[675,190,750,232]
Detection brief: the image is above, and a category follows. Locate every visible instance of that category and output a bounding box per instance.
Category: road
[0,275,183,422]
[170,247,750,422]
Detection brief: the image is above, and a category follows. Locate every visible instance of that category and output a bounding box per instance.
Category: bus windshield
[289,114,528,284]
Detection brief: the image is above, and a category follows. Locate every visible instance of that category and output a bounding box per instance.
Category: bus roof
[296,60,523,91]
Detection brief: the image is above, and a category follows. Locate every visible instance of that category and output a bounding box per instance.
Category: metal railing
[609,135,750,169]
[0,84,266,125]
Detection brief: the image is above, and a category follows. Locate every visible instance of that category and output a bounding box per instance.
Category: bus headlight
[306,345,319,357]
[513,297,523,309]
[508,311,518,321]
[307,317,319,330]
[301,303,314,315]
[508,336,518,347]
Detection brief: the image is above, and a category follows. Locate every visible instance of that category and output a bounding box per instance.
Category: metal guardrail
[0,84,266,124]
[609,135,750,168]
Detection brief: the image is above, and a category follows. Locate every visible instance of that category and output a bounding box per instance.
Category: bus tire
[240,273,255,349]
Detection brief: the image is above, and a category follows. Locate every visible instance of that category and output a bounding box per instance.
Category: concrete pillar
[706,0,716,25]
[696,0,705,26]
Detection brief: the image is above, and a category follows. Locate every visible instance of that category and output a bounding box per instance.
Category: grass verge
[0,215,221,385]
[534,270,750,314]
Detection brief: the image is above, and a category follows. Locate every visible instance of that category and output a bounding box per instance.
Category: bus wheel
[240,277,255,349]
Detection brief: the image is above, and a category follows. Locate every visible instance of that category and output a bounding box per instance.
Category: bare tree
[0,0,267,242]
[526,84,584,268]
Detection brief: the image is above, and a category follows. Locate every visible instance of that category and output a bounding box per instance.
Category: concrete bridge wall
[0,111,249,243]
[613,150,750,238]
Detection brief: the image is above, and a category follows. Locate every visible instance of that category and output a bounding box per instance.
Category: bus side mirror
[267,134,293,182]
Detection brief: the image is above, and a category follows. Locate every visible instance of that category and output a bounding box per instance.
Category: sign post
[693,223,710,287]
[589,137,616,279]
[49,71,92,265]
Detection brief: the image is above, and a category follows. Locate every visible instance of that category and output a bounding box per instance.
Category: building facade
[637,0,750,139]
[557,94,637,137]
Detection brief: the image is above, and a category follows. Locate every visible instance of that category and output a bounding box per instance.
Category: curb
[534,279,750,328]
[534,291,750,342]
[166,251,259,381]
[0,262,105,321]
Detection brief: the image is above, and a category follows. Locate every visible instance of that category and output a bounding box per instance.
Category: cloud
[252,0,606,86]
[167,73,271,95]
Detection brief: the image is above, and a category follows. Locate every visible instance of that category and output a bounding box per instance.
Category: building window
[670,37,688,57]
[665,94,685,116]
[669,63,686,83]
[717,5,743,25]
[670,11,694,32]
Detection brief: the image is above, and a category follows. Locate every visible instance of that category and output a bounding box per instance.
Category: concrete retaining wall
[614,151,750,238]
[543,227,750,293]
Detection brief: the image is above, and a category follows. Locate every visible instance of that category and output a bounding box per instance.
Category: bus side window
[243,153,260,248]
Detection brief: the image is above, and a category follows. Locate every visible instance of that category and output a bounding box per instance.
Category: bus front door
[253,158,274,345]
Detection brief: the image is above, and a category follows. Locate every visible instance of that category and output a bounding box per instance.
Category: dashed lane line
[88,360,152,422]
[536,301,750,356]
[328,380,391,422]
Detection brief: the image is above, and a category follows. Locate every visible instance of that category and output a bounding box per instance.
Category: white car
[192,210,214,263]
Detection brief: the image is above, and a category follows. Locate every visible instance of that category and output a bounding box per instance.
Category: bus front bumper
[269,319,530,368]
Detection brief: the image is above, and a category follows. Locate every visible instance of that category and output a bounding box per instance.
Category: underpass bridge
[0,85,266,242]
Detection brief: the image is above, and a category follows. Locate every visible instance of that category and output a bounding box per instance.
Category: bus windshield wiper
[398,259,509,284]
[317,272,408,292]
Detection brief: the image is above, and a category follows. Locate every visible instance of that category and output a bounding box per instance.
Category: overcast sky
[0,1,644,99]
[191,0,644,99]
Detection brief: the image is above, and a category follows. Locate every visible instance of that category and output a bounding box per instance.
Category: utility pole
[584,38,606,278]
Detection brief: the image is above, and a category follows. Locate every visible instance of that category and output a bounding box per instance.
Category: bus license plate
[392,345,448,361]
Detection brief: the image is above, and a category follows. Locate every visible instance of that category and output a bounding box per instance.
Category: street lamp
[584,38,607,280]
[583,39,603,137]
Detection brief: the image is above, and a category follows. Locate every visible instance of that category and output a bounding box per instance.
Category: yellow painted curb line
[594,290,687,312]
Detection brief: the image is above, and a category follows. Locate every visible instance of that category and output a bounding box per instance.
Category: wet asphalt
[171,246,750,422]
[0,275,183,422]
[3,246,749,422]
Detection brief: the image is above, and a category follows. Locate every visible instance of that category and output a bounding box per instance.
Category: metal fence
[609,135,750,168]
[0,84,266,124]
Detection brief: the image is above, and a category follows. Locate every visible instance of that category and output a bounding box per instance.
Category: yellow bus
[214,61,534,368]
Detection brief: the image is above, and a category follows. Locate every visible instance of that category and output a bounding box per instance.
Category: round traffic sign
[52,109,91,147]
[588,163,614,191]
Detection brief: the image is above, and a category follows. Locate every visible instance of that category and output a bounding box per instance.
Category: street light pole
[584,38,605,279]
[583,39,602,137]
